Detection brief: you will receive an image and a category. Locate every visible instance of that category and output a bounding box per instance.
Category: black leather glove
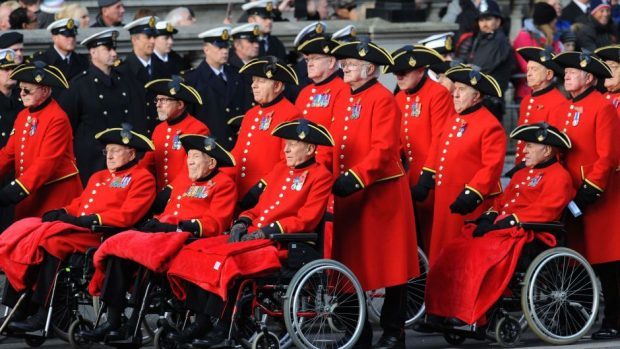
[57,213,80,226]
[411,169,435,202]
[76,214,100,229]
[42,209,66,222]
[573,181,603,209]
[0,180,28,206]
[474,215,518,237]
[150,186,172,215]
[228,219,249,242]
[139,219,178,233]
[449,188,483,215]
[239,181,265,210]
[472,211,498,237]
[178,219,201,237]
[240,229,266,241]
[332,170,363,198]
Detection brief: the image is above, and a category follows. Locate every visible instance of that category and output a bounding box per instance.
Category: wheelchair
[366,247,429,327]
[432,221,599,347]
[154,230,367,349]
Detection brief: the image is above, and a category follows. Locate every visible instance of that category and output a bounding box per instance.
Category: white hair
[165,7,191,26]
[360,63,379,79]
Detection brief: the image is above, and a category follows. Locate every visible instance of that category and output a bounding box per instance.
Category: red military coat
[141,113,210,191]
[396,76,453,252]
[0,98,82,219]
[515,86,567,163]
[239,159,332,234]
[328,79,419,291]
[604,91,620,113]
[158,171,237,237]
[63,163,156,227]
[228,94,300,197]
[424,103,506,264]
[294,72,349,128]
[549,88,620,264]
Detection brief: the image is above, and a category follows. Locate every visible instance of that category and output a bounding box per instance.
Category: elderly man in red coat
[0,125,156,332]
[385,45,453,253]
[412,66,506,265]
[425,123,574,327]
[326,39,419,349]
[513,47,567,166]
[164,119,333,347]
[142,76,210,191]
[81,135,237,342]
[0,61,82,220]
[550,51,620,340]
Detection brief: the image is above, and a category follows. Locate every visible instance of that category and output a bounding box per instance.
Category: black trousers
[595,261,620,329]
[357,283,406,344]
[184,283,237,321]
[99,256,143,308]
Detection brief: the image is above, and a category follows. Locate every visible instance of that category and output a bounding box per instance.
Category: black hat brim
[445,67,502,98]
[517,47,564,76]
[297,36,339,56]
[553,51,612,79]
[95,128,155,152]
[384,46,444,74]
[239,57,299,85]
[145,79,203,105]
[9,62,69,88]
[594,45,620,63]
[180,135,236,167]
[271,119,334,146]
[509,123,571,150]
[331,41,394,66]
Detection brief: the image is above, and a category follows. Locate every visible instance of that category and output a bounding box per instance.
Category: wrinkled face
[131,33,155,57]
[526,60,552,90]
[452,82,480,113]
[0,68,15,91]
[186,149,216,181]
[523,142,552,168]
[204,42,229,66]
[52,34,76,53]
[154,34,173,55]
[249,15,273,34]
[305,54,335,81]
[19,82,50,108]
[251,76,280,104]
[105,143,135,171]
[604,60,620,90]
[90,45,117,68]
[592,7,611,26]
[395,68,425,91]
[478,16,501,34]
[155,94,184,121]
[563,68,591,94]
[102,2,125,24]
[9,43,23,64]
[283,139,314,167]
[341,58,370,85]
[234,38,259,62]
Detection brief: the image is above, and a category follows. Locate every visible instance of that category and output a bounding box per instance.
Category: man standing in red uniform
[513,47,567,165]
[550,51,620,340]
[0,61,82,220]
[143,76,209,191]
[385,45,453,253]
[0,125,155,332]
[232,56,300,200]
[595,45,620,114]
[328,40,418,349]
[412,66,506,264]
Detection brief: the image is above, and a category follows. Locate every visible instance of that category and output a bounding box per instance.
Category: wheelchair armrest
[520,221,565,233]
[91,225,124,239]
[270,233,318,243]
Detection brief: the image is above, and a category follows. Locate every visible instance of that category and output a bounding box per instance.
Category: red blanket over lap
[88,230,192,296]
[425,224,555,324]
[0,217,94,291]
[167,235,281,301]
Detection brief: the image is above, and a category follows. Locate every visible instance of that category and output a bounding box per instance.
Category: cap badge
[408,56,416,67]
[266,69,273,78]
[148,16,156,28]
[221,29,230,40]
[166,22,174,32]
[67,18,75,29]
[169,87,177,95]
[359,47,367,57]
[252,26,260,36]
[322,44,330,53]
[315,23,324,34]
[266,1,273,11]
[5,51,13,62]
[35,74,43,83]
[445,36,453,51]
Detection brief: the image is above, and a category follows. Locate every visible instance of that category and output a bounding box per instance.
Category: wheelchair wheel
[495,316,521,347]
[284,259,366,349]
[252,331,280,349]
[24,336,46,347]
[68,318,94,349]
[442,332,465,345]
[521,247,599,345]
[367,247,428,327]
[52,271,100,342]
[153,326,177,349]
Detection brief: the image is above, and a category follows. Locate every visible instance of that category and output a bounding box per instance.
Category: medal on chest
[26,116,38,136]
[172,130,182,150]
[350,99,362,120]
[259,111,274,130]
[571,106,583,127]
[184,180,215,199]
[110,175,132,188]
[291,170,308,191]
[613,98,620,108]
[528,173,543,187]
[311,89,331,108]
[456,120,467,138]
[410,96,421,117]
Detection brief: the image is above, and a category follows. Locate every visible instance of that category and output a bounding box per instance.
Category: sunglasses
[19,86,39,95]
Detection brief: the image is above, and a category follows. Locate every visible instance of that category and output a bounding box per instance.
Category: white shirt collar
[573,0,589,13]
[209,64,225,76]
[154,50,168,63]
[136,55,152,68]
[53,46,72,60]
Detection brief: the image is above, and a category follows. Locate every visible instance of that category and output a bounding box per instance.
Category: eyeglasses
[304,56,329,63]
[154,97,177,104]
[339,61,366,70]
[19,86,39,95]
[102,148,129,156]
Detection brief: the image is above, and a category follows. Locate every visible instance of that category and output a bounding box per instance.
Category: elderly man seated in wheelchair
[424,122,575,328]
[161,118,334,348]
[0,125,156,333]
[81,135,238,343]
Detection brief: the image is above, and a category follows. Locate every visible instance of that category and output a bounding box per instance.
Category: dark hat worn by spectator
[594,45,620,62]
[198,26,232,48]
[331,39,394,66]
[98,0,121,8]
[516,46,563,75]
[295,22,339,55]
[478,1,502,20]
[510,122,572,150]
[0,49,19,70]
[47,18,78,37]
[560,31,577,45]
[81,29,119,49]
[590,0,611,15]
[553,51,612,78]
[9,61,69,88]
[95,123,155,151]
[145,76,203,105]
[239,56,299,85]
[445,66,502,98]
[271,118,334,146]
[384,45,445,75]
[180,135,235,167]
[532,2,557,26]
[0,32,23,49]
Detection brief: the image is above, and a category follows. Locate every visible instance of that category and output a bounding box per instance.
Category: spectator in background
[38,0,64,28]
[56,3,90,29]
[0,32,23,63]
[560,30,577,51]
[0,1,20,31]
[573,0,617,52]
[561,0,589,24]
[92,0,125,27]
[535,0,571,34]
[165,7,196,27]
[513,2,561,100]
[133,8,155,20]
[333,0,359,20]
[19,0,42,27]
[9,7,38,29]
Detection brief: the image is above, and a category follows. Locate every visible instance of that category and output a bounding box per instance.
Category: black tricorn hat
[9,61,69,88]
[509,122,571,150]
[271,118,334,146]
[516,46,563,75]
[331,39,394,66]
[594,45,620,63]
[553,51,612,78]
[445,66,502,98]
[145,76,203,105]
[298,36,340,56]
[239,56,299,85]
[95,123,155,151]
[180,135,236,167]
[384,45,445,74]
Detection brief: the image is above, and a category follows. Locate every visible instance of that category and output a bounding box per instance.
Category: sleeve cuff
[422,167,436,174]
[465,185,484,200]
[263,221,283,236]
[13,179,30,195]
[584,178,604,193]
[348,169,365,189]
[237,216,252,226]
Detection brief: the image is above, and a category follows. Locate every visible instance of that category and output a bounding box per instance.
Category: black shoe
[80,321,120,342]
[7,310,46,332]
[592,327,619,340]
[372,334,405,349]
[444,317,466,327]
[168,321,210,344]
[411,321,438,333]
[191,324,227,348]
